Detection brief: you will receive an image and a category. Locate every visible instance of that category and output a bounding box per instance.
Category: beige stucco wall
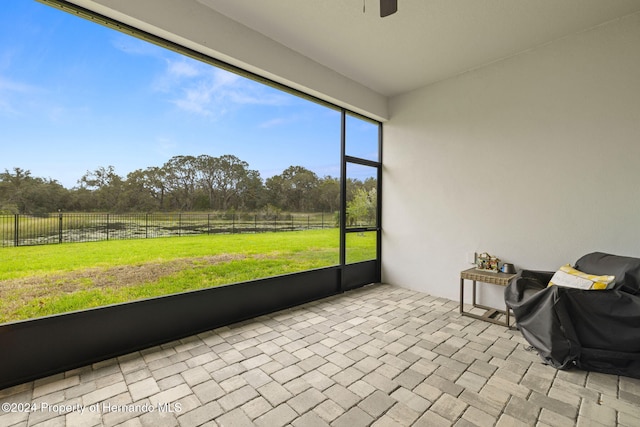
[382,12,640,305]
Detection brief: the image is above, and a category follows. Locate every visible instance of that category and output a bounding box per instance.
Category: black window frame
[340,112,382,272]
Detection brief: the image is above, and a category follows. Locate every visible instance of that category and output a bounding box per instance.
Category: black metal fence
[0,212,336,247]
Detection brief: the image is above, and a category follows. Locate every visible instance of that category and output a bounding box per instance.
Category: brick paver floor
[1,283,639,426]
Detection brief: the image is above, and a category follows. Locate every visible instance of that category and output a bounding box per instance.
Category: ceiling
[196,0,640,97]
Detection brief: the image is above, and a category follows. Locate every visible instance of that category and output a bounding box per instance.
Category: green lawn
[0,229,376,323]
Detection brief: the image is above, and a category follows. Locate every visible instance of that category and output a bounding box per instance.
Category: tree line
[0,154,377,218]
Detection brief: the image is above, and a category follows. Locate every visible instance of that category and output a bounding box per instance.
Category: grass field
[0,229,376,323]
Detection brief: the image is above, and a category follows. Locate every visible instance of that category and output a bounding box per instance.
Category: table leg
[472,280,477,307]
[459,277,464,314]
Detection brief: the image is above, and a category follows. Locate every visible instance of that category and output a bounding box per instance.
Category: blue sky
[0,1,377,189]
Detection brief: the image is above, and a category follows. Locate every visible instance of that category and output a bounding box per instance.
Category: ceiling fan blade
[380,0,397,17]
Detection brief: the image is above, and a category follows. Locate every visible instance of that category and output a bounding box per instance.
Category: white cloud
[152,58,206,93]
[167,60,201,78]
[153,57,291,118]
[0,99,16,115]
[173,82,219,117]
[0,74,92,124]
[0,75,41,116]
[111,34,164,57]
[260,117,287,128]
[0,76,38,93]
[259,114,302,129]
[213,69,241,86]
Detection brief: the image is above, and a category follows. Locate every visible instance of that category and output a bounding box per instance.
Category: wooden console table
[459,267,518,327]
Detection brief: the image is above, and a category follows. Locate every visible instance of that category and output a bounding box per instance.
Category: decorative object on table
[501,263,517,274]
[475,252,500,272]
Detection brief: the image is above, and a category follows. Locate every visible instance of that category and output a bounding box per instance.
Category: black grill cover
[505,253,640,378]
